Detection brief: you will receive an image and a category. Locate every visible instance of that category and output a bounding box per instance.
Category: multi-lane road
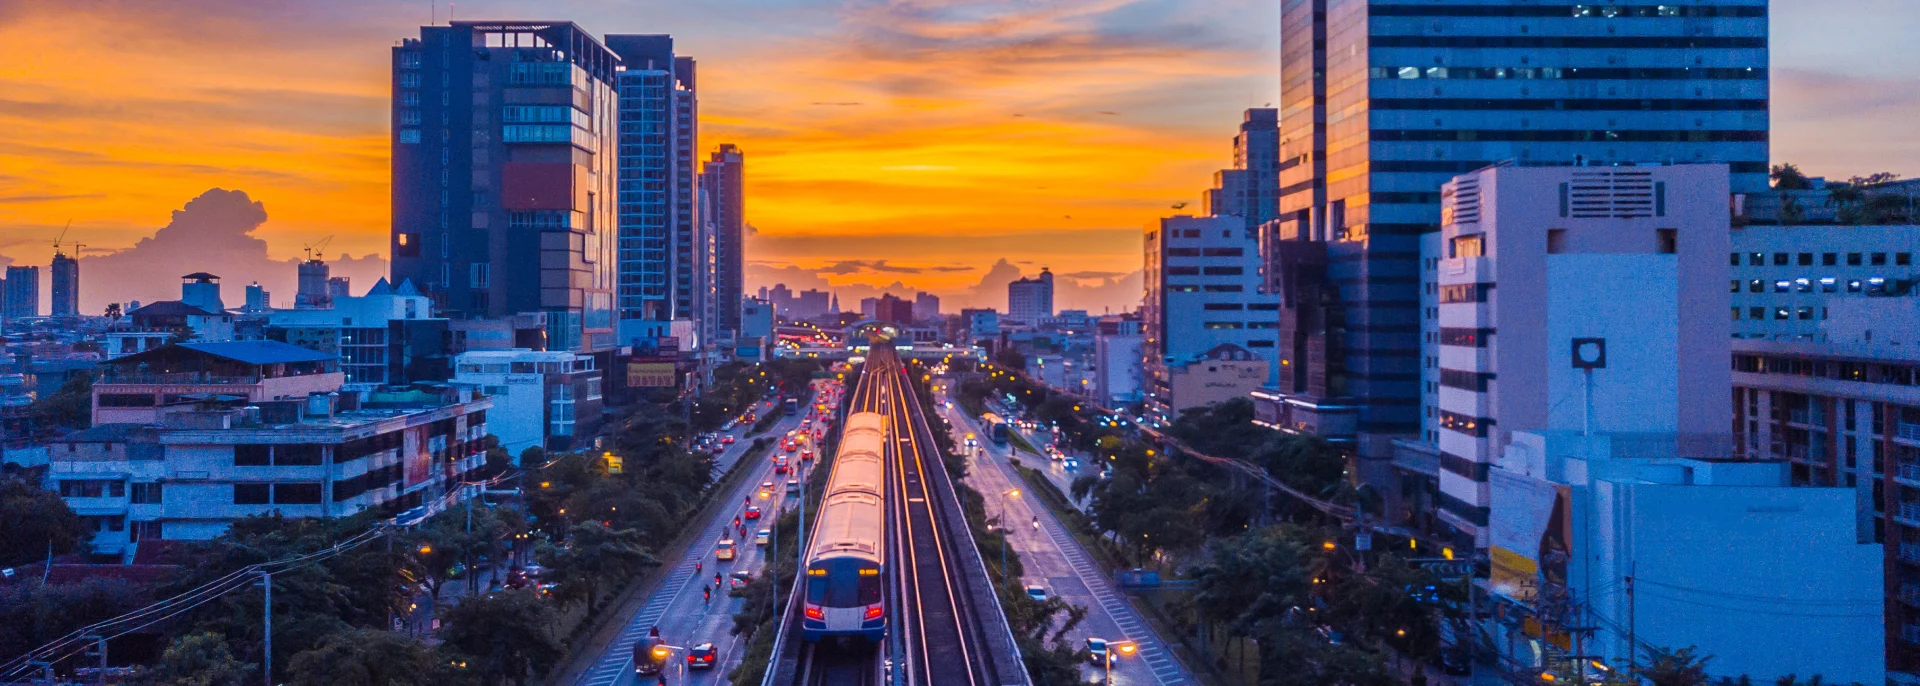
[936,391,1197,686]
[573,380,841,686]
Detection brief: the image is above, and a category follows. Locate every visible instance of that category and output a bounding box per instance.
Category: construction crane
[304,235,334,262]
[51,220,70,256]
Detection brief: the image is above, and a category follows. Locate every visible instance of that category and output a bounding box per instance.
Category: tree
[287,628,466,686]
[0,473,91,566]
[541,521,656,611]
[438,590,565,685]
[27,374,92,431]
[145,631,256,686]
[1638,645,1714,686]
[1769,163,1811,190]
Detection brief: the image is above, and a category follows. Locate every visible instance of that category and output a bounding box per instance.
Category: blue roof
[176,340,335,365]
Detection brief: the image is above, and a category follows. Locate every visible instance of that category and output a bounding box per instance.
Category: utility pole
[1626,563,1637,675]
[259,570,272,686]
[465,485,476,597]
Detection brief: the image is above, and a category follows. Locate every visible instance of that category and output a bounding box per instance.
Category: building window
[1823,253,1837,266]
[275,445,324,466]
[1772,252,1788,266]
[1438,410,1492,437]
[1900,253,1914,266]
[1798,306,1814,320]
[1203,322,1244,329]
[1203,303,1245,311]
[1202,285,1243,293]
[1440,369,1493,392]
[1773,280,1790,293]
[1821,277,1837,293]
[1729,279,1740,293]
[1166,266,1201,276]
[396,233,421,258]
[1748,279,1763,293]
[131,483,163,504]
[1656,229,1676,255]
[1439,327,1493,347]
[1451,235,1484,258]
[273,483,323,505]
[234,445,271,467]
[1848,253,1863,266]
[1797,252,1813,266]
[1202,266,1244,276]
[234,483,271,505]
[1795,278,1812,293]
[1872,252,1889,266]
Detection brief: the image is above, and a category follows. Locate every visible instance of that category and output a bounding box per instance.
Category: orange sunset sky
[0,0,1916,312]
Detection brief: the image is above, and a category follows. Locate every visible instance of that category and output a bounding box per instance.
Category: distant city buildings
[914,291,940,321]
[1006,268,1053,324]
[295,256,332,309]
[267,278,448,387]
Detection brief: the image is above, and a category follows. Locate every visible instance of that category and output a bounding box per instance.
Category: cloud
[74,188,386,313]
[0,193,106,204]
[816,259,974,275]
[1057,270,1127,280]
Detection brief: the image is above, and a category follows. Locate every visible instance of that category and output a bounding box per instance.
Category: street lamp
[997,488,1021,576]
[1099,639,1136,685]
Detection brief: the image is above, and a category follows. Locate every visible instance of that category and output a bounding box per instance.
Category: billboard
[1487,468,1562,603]
[627,360,678,388]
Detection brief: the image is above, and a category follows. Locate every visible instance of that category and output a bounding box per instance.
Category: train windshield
[806,564,883,607]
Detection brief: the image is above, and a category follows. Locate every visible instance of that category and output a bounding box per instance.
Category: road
[574,381,843,686]
[937,392,1196,686]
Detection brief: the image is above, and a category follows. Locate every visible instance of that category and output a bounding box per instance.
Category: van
[716,539,736,561]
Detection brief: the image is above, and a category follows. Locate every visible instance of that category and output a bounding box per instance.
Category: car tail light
[864,604,884,620]
[804,605,824,620]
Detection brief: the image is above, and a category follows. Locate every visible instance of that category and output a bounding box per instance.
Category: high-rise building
[1425,164,1732,545]
[1144,215,1281,419]
[1007,268,1054,324]
[1272,0,1768,464]
[244,282,271,313]
[3,266,39,320]
[326,277,352,302]
[391,22,620,354]
[295,257,331,309]
[794,288,829,319]
[1204,109,1280,232]
[701,144,745,338]
[49,250,78,317]
[604,35,704,347]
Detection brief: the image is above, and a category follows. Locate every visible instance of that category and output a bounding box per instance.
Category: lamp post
[1099,639,1136,686]
[997,488,1021,577]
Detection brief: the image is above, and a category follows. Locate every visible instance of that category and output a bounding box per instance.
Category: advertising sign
[627,361,678,388]
[1487,468,1559,603]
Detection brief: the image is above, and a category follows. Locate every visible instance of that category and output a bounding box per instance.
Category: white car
[1024,585,1049,602]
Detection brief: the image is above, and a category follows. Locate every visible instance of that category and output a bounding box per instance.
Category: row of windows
[1440,451,1489,483]
[1439,369,1494,392]
[334,465,404,502]
[1369,4,1766,18]
[1438,410,1493,437]
[1368,160,1769,174]
[1202,321,1282,330]
[1733,251,1912,267]
[1166,285,1247,293]
[1202,303,1283,311]
[1165,247,1246,257]
[1733,306,1827,322]
[1732,277,1895,295]
[1734,354,1920,388]
[501,105,591,127]
[1373,129,1765,143]
[1440,327,1493,347]
[1369,36,1766,49]
[234,444,326,467]
[1439,283,1493,304]
[1371,66,1765,81]
[1165,266,1246,276]
[1370,97,1767,112]
[233,482,323,506]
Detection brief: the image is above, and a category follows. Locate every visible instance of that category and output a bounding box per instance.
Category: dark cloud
[0,193,106,204]
[816,259,972,275]
[76,188,386,313]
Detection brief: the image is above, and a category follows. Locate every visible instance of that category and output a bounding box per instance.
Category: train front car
[802,411,888,642]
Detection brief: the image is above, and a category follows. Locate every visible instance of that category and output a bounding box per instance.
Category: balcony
[1899,464,1920,488]
[1898,423,1920,444]
[1899,503,1920,528]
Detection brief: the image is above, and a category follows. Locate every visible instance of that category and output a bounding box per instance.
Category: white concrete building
[1728,224,1920,341]
[1094,334,1143,407]
[1007,268,1054,325]
[1144,214,1281,419]
[268,278,442,387]
[49,386,490,560]
[1486,429,1884,683]
[452,349,604,456]
[1426,164,1733,545]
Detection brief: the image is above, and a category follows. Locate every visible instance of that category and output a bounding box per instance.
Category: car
[1086,637,1112,665]
[730,570,753,589]
[744,506,762,520]
[504,569,530,589]
[721,435,735,445]
[786,479,800,494]
[774,463,788,475]
[686,642,718,669]
[755,529,771,546]
[800,449,814,461]
[716,539,737,561]
[1025,585,1049,602]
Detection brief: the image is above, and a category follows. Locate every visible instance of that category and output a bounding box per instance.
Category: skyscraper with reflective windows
[1268,0,1768,479]
[604,35,705,348]
[390,22,620,354]
[701,144,745,340]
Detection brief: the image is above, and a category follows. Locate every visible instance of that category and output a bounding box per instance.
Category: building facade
[701,144,744,340]
[1273,0,1769,466]
[604,35,705,347]
[4,265,39,320]
[1144,215,1282,419]
[391,22,620,354]
[49,251,78,318]
[452,349,604,454]
[1728,224,1919,341]
[1007,268,1054,325]
[1423,164,1733,545]
[267,278,450,387]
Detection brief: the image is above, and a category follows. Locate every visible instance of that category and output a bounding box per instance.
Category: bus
[784,397,800,414]
[981,413,1010,445]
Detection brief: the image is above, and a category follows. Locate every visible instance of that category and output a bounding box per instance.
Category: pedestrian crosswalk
[579,561,698,686]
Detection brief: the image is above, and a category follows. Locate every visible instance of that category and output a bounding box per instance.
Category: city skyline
[0,0,1917,314]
